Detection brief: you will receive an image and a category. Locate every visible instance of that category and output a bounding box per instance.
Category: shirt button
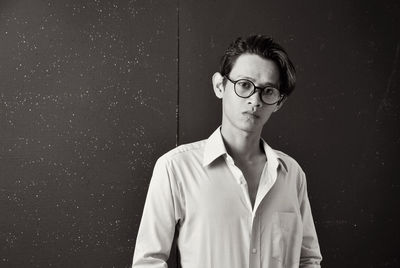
[252,248,257,254]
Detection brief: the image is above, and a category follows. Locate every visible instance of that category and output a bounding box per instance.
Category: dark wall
[0,0,399,267]
[0,0,177,267]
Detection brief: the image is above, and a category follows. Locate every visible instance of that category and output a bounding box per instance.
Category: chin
[236,122,263,134]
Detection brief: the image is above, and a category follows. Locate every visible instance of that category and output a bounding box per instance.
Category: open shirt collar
[203,127,288,173]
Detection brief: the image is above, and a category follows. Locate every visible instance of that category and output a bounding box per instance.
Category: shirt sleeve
[132,157,182,268]
[298,170,323,268]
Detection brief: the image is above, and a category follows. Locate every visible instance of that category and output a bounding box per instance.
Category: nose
[247,89,263,107]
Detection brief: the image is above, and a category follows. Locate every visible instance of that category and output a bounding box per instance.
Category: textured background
[0,0,177,267]
[1,0,399,267]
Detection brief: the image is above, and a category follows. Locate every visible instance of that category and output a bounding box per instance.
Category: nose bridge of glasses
[248,85,264,104]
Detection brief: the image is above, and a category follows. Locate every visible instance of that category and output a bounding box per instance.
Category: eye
[263,87,276,95]
[236,80,253,90]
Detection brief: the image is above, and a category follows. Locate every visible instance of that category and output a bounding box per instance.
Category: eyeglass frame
[224,76,286,105]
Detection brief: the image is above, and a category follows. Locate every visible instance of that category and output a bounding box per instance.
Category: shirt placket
[249,213,261,268]
[224,155,261,268]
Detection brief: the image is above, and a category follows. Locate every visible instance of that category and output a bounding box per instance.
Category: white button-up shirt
[132,128,322,268]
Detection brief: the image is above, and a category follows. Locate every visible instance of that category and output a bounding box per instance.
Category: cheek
[260,107,276,120]
[264,102,279,112]
[222,99,235,116]
[222,90,239,108]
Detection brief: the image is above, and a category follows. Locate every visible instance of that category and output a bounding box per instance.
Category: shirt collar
[260,137,288,173]
[203,127,288,173]
[202,127,227,167]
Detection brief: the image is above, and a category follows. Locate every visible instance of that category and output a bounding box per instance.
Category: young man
[132,35,322,268]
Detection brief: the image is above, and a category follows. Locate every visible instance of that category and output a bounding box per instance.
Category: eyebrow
[234,75,280,89]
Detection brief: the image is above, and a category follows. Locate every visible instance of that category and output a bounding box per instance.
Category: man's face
[213,53,282,135]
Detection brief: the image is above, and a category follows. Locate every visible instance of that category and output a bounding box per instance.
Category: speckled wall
[1,0,177,267]
[1,0,399,267]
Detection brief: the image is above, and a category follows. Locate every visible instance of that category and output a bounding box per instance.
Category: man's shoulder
[273,149,304,174]
[158,139,207,163]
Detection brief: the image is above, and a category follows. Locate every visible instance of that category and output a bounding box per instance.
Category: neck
[220,125,264,162]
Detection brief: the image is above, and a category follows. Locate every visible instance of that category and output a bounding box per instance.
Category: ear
[212,72,225,99]
[273,96,287,112]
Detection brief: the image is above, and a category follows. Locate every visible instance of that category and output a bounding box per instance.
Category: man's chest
[239,161,266,207]
[176,162,297,221]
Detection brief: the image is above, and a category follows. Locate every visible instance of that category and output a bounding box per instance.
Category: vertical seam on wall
[175,0,180,147]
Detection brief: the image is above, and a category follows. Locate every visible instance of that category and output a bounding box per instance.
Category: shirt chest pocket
[271,212,302,266]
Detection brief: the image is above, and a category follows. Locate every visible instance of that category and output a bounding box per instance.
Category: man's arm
[132,157,181,268]
[298,171,323,267]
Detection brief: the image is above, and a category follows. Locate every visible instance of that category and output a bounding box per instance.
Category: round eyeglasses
[224,76,285,105]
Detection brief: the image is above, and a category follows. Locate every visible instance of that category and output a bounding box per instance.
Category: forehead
[230,53,280,85]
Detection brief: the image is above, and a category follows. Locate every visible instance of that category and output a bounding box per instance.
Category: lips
[243,111,260,119]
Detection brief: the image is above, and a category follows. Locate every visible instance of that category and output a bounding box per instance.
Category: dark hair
[220,35,296,96]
